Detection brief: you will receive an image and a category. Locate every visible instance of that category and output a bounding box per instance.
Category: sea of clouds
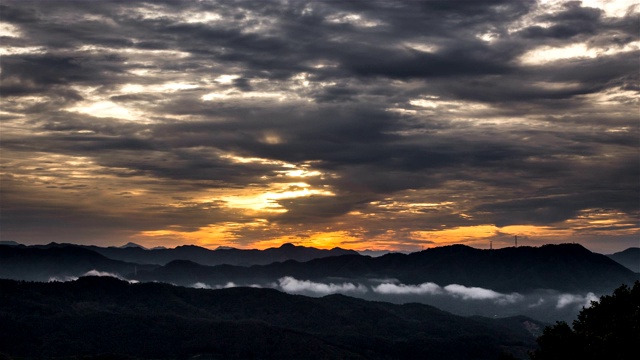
[49,272,602,322]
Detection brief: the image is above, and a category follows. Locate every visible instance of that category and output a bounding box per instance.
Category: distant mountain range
[133,243,636,294]
[0,245,157,282]
[2,243,635,294]
[1,242,638,325]
[120,241,148,249]
[20,241,359,266]
[607,247,640,273]
[0,241,20,246]
[0,276,542,359]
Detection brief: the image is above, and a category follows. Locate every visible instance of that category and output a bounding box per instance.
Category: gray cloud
[373,282,443,295]
[1,0,637,251]
[278,276,368,295]
[372,281,523,305]
[556,292,598,309]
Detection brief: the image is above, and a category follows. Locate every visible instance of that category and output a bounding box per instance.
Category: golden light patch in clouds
[566,209,640,235]
[222,154,324,178]
[253,231,361,250]
[136,224,241,249]
[205,154,333,213]
[369,199,456,214]
[220,184,335,212]
[214,74,240,84]
[412,224,574,248]
[499,225,573,239]
[2,152,104,189]
[579,87,640,110]
[221,154,286,165]
[413,225,498,244]
[0,22,21,37]
[200,90,290,102]
[135,226,361,251]
[68,101,136,120]
[261,132,283,145]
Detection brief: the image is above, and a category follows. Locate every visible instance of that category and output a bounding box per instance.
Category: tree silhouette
[531,281,640,360]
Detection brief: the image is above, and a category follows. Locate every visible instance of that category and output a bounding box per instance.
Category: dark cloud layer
[1,0,638,251]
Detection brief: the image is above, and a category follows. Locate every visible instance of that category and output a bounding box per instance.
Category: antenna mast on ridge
[514,235,518,248]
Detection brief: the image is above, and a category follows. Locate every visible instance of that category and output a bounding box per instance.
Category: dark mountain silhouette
[135,244,637,293]
[33,242,359,266]
[0,245,157,282]
[357,249,392,257]
[0,241,20,246]
[0,276,541,359]
[607,247,640,273]
[120,242,147,249]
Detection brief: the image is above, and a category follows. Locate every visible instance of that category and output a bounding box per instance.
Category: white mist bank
[48,269,139,284]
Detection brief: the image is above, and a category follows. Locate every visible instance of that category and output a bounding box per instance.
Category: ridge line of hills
[1,242,636,294]
[1,240,636,272]
[1,242,638,347]
[0,241,359,266]
[134,243,636,293]
[0,276,543,360]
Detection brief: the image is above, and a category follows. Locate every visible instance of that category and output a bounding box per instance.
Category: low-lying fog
[51,271,600,323]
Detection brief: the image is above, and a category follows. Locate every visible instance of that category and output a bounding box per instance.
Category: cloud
[83,270,122,278]
[48,275,79,283]
[528,298,546,308]
[191,282,214,289]
[372,281,523,305]
[0,0,637,250]
[191,281,261,289]
[373,282,442,295]
[278,276,368,295]
[556,292,599,309]
[444,284,524,304]
[46,270,139,283]
[83,270,139,284]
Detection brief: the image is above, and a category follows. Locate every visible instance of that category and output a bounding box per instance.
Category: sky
[0,0,638,253]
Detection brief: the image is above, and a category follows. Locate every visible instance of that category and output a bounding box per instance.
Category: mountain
[34,242,359,266]
[0,276,541,359]
[357,249,391,257]
[135,243,637,294]
[0,245,157,282]
[0,241,20,246]
[119,242,147,249]
[607,247,640,273]
[3,243,633,295]
[3,243,633,323]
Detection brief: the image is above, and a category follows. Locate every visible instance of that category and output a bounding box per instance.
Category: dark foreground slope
[0,277,540,360]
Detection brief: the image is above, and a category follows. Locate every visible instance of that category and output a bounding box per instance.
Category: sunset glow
[1,0,638,254]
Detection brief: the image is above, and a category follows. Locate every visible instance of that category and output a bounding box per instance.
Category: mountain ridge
[0,244,158,282]
[0,276,541,359]
[135,243,637,293]
[607,247,640,273]
[28,241,359,267]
